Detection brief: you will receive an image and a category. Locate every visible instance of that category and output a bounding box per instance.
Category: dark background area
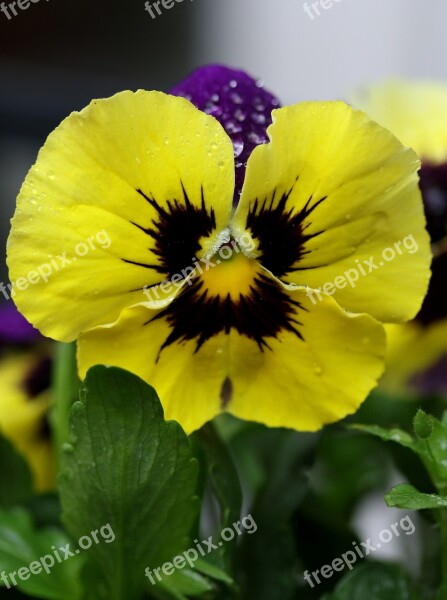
[0,0,194,287]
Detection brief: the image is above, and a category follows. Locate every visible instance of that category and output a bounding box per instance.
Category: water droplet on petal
[232,136,245,158]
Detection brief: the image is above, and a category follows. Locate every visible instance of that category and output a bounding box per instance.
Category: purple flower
[171,65,280,204]
[0,304,42,345]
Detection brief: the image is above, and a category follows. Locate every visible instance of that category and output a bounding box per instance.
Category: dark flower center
[22,356,52,399]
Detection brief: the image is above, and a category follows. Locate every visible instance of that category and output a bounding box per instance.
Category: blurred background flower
[351,82,447,398]
[0,305,55,491]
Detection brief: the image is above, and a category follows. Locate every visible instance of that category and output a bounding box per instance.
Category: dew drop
[232,136,245,158]
[314,365,323,375]
[47,170,55,180]
[234,109,247,122]
[251,112,266,125]
[247,132,265,145]
[226,120,242,134]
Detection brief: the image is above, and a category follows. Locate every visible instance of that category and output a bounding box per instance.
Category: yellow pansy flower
[0,307,55,491]
[352,81,447,396]
[7,67,431,431]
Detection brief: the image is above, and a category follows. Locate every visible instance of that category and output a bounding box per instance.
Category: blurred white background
[193,0,447,103]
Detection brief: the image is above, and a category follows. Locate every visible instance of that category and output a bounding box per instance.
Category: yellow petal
[78,281,386,433]
[78,305,226,433]
[381,320,447,396]
[7,91,235,342]
[350,81,447,163]
[232,102,431,323]
[0,352,55,491]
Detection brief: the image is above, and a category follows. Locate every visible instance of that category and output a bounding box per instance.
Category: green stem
[50,342,79,462]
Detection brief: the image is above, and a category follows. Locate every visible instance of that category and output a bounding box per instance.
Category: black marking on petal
[246,180,327,277]
[220,377,233,409]
[122,259,160,270]
[127,185,216,278]
[22,357,52,399]
[148,273,304,359]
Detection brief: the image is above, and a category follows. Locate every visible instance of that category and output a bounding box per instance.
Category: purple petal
[170,65,281,203]
[0,304,42,344]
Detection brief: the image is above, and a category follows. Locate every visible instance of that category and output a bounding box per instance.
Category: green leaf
[0,433,33,507]
[0,507,82,600]
[413,409,434,440]
[236,430,311,600]
[59,366,200,600]
[350,424,416,451]
[385,483,447,510]
[195,422,242,531]
[152,568,214,599]
[322,562,420,600]
[352,417,447,491]
[194,558,233,586]
[148,558,233,600]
